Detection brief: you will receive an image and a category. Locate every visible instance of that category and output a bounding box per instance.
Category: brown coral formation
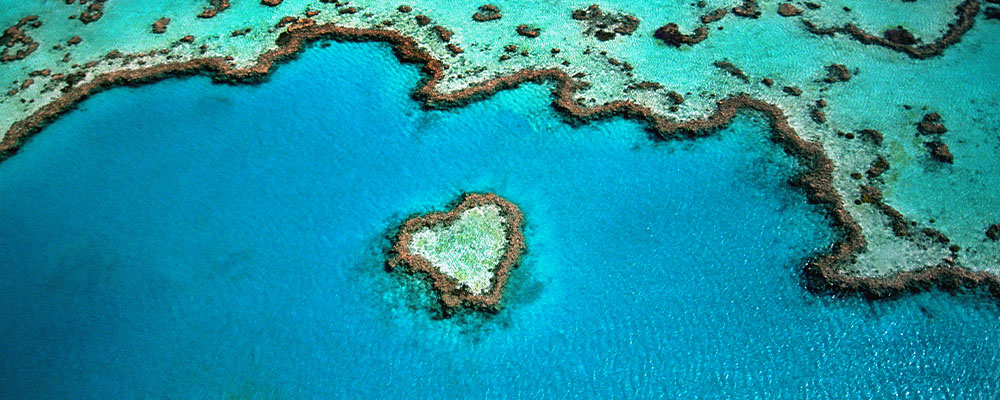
[859,129,883,146]
[810,108,826,124]
[516,24,540,38]
[152,18,170,34]
[78,0,106,24]
[713,61,749,82]
[388,193,525,311]
[572,5,640,41]
[654,23,707,47]
[884,26,917,45]
[472,5,501,22]
[802,0,980,59]
[2,21,998,304]
[917,112,947,135]
[867,156,890,178]
[778,3,802,17]
[666,91,684,104]
[431,25,453,42]
[286,18,316,32]
[625,81,663,91]
[198,0,231,18]
[733,0,761,18]
[261,0,282,6]
[926,141,954,163]
[859,185,883,204]
[987,224,1000,241]
[823,64,851,83]
[700,9,728,24]
[1,16,40,63]
[916,113,951,162]
[783,86,802,96]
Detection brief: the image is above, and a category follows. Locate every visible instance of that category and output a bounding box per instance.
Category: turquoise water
[1,41,998,398]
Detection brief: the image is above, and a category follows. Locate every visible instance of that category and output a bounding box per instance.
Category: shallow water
[1,41,998,399]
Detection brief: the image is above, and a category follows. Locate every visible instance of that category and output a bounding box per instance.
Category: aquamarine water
[1,41,998,399]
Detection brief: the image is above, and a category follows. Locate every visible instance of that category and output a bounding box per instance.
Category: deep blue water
[1,41,998,399]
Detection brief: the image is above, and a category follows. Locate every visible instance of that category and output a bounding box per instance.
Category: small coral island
[388,193,525,311]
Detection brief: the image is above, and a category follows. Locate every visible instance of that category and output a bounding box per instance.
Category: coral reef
[388,193,525,311]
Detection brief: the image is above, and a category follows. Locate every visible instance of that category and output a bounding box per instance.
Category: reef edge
[801,0,980,60]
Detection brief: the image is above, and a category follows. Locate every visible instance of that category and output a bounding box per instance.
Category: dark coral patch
[654,23,707,46]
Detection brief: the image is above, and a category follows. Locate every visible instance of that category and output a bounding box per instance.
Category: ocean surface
[1,41,998,399]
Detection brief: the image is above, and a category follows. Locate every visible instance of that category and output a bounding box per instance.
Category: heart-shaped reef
[388,193,525,311]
